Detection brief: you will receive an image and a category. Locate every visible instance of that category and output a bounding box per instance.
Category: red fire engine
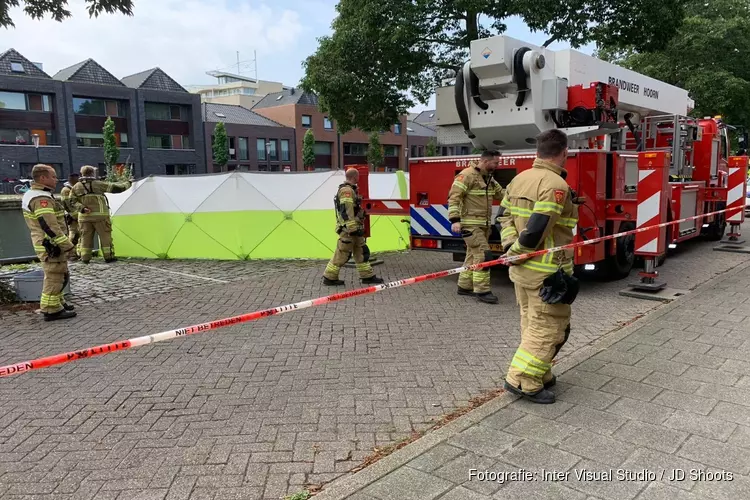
[395,34,748,287]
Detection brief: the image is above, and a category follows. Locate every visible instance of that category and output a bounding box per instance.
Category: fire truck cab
[407,34,743,281]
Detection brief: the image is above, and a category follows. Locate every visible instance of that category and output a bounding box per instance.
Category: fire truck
[398,34,748,284]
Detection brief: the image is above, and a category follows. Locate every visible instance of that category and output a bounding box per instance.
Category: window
[280,139,290,161]
[301,115,312,127]
[76,132,129,148]
[229,137,236,160]
[394,123,401,135]
[0,91,51,111]
[165,164,196,175]
[384,145,399,157]
[145,102,187,121]
[147,134,188,149]
[213,112,226,118]
[0,91,27,110]
[268,140,277,161]
[324,117,333,129]
[314,142,332,155]
[257,138,266,160]
[238,137,249,160]
[73,97,125,117]
[0,129,30,144]
[344,143,368,155]
[10,61,25,73]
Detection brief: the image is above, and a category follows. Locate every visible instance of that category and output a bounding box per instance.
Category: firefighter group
[21,129,577,404]
[20,164,131,322]
[322,129,579,404]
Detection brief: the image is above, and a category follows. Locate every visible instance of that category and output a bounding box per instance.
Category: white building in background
[185,71,290,109]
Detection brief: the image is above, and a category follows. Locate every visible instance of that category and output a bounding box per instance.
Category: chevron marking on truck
[727,167,744,223]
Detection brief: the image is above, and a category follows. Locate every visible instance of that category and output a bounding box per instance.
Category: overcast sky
[2,0,594,112]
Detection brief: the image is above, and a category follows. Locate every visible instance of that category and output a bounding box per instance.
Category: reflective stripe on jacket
[71,178,131,222]
[447,165,504,227]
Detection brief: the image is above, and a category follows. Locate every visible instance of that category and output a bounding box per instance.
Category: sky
[1,0,595,113]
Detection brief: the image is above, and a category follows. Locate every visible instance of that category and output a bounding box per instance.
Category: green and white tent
[105,170,410,260]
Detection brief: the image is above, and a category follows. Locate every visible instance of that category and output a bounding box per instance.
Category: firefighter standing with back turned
[448,149,504,304]
[21,164,77,321]
[70,165,131,263]
[498,129,580,404]
[60,172,81,261]
[323,168,384,286]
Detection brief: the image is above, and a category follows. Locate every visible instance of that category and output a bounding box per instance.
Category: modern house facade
[0,48,205,182]
[252,89,408,171]
[202,102,296,172]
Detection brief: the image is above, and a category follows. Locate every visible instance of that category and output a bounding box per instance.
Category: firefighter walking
[21,164,77,321]
[70,165,131,263]
[448,149,504,304]
[498,129,580,404]
[60,172,81,261]
[323,168,384,286]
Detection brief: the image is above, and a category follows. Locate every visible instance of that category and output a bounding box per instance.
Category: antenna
[212,51,259,79]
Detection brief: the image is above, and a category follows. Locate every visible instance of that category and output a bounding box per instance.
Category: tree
[425,137,438,157]
[1,0,134,28]
[300,0,687,133]
[598,0,750,131]
[102,116,119,177]
[367,132,384,170]
[212,122,228,170]
[302,129,316,170]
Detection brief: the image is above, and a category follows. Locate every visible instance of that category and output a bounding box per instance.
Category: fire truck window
[721,129,729,159]
[493,169,517,187]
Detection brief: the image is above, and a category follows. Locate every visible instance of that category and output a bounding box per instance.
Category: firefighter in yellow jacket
[21,164,77,321]
[59,172,81,261]
[498,129,580,404]
[70,165,131,263]
[448,149,504,304]
[323,168,384,286]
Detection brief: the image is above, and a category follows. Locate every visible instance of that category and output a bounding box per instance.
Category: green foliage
[1,0,134,28]
[303,129,316,169]
[367,132,384,169]
[425,137,438,157]
[0,280,16,304]
[103,116,119,169]
[601,0,750,131]
[300,0,686,133]
[212,122,229,169]
[283,492,311,500]
[471,146,484,154]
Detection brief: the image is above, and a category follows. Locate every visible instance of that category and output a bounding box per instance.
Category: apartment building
[252,89,408,171]
[0,48,206,181]
[186,71,287,109]
[202,102,296,172]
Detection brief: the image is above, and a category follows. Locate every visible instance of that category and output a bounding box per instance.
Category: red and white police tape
[0,205,743,378]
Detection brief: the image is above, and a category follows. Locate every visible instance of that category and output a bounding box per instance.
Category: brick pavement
[0,231,749,499]
[314,259,750,500]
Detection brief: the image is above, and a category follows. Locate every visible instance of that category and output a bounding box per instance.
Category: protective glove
[539,268,579,305]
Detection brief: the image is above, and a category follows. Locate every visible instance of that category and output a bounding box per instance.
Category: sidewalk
[314,260,750,500]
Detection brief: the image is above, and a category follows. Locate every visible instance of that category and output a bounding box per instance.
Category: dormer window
[10,62,24,73]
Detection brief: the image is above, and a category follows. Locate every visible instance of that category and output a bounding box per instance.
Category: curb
[312,257,750,499]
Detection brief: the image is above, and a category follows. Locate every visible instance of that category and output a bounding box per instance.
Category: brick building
[252,89,408,171]
[0,48,205,182]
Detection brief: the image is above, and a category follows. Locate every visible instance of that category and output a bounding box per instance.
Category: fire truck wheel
[452,253,466,262]
[603,222,635,279]
[702,203,726,241]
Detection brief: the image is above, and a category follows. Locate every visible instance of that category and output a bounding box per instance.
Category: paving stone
[439,485,492,500]
[504,414,577,446]
[729,425,750,449]
[605,397,674,425]
[431,451,496,485]
[557,386,620,410]
[556,405,628,436]
[596,363,653,382]
[689,469,750,499]
[447,425,520,459]
[563,459,649,500]
[507,398,574,419]
[558,430,635,467]
[591,349,645,366]
[480,408,527,431]
[493,479,587,499]
[558,371,612,390]
[634,357,690,376]
[636,482,703,500]
[619,447,705,491]
[662,410,737,442]
[598,377,663,402]
[362,467,454,500]
[501,439,580,473]
[663,339,712,355]
[625,344,679,361]
[709,401,750,426]
[611,420,688,454]
[406,444,464,473]
[652,390,718,416]
[677,435,750,475]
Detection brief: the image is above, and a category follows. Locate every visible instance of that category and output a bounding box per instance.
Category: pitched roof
[202,103,285,127]
[406,120,436,137]
[252,88,319,109]
[414,110,437,125]
[408,112,420,121]
[53,59,125,86]
[121,68,187,93]
[0,48,50,78]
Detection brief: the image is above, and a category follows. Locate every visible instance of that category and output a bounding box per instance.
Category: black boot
[104,257,118,263]
[362,276,384,284]
[63,303,75,311]
[476,292,499,304]
[44,309,77,321]
[457,287,474,296]
[504,380,556,404]
[323,277,345,286]
[544,375,556,389]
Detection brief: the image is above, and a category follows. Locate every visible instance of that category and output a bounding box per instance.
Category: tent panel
[250,213,335,259]
[244,171,334,211]
[111,213,184,257]
[155,173,229,213]
[111,178,182,216]
[166,220,241,260]
[366,215,411,252]
[191,211,286,258]
[368,173,399,199]
[295,171,346,211]
[195,174,279,213]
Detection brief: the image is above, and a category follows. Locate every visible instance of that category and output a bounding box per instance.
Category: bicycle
[13,178,31,195]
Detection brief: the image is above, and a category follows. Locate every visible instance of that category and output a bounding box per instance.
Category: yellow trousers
[458,226,491,293]
[324,235,374,279]
[80,219,114,262]
[40,261,69,314]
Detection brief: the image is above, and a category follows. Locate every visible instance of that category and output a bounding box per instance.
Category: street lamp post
[31,133,40,164]
[265,141,271,172]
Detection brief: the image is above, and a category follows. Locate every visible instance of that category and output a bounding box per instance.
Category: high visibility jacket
[21,183,75,262]
[71,177,131,222]
[60,182,78,220]
[498,158,579,289]
[448,165,505,227]
[334,182,365,234]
